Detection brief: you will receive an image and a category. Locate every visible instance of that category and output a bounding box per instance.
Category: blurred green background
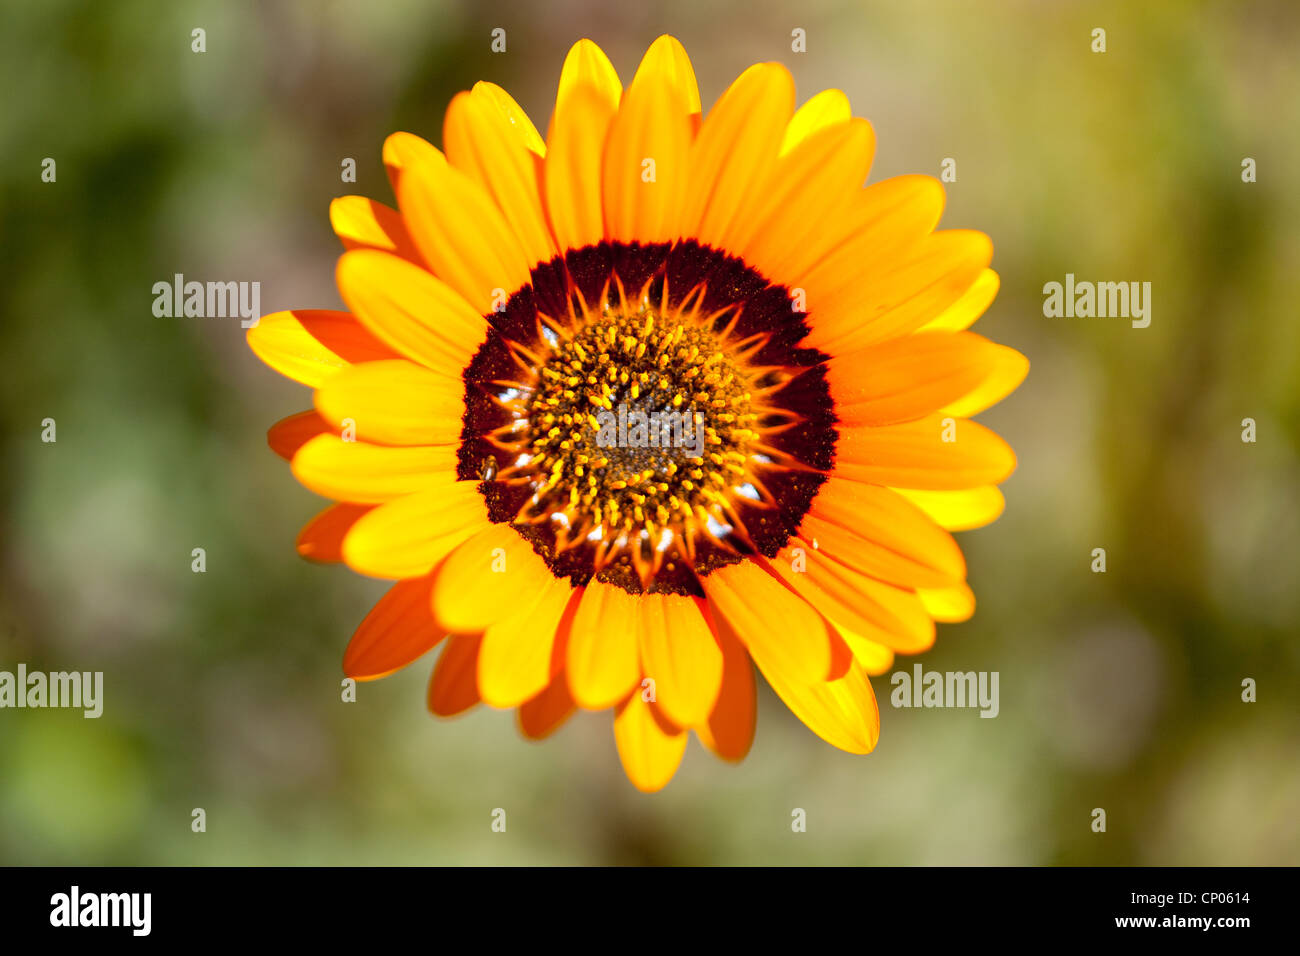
[2,0,1298,865]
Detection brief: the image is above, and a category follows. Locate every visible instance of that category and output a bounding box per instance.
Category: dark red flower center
[458,240,837,595]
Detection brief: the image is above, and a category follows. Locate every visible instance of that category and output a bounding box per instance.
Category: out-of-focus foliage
[1,0,1297,864]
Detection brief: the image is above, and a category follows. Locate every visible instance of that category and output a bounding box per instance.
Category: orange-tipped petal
[694,620,755,762]
[519,674,577,740]
[344,575,444,681]
[335,249,486,376]
[428,634,482,717]
[247,310,398,388]
[313,358,465,446]
[267,410,331,461]
[329,196,422,264]
[296,502,374,563]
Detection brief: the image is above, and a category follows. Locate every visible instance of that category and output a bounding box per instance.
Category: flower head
[247,36,1027,791]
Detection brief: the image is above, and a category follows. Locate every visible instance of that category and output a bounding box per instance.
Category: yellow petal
[806,478,966,585]
[381,130,444,199]
[831,624,896,676]
[680,62,794,248]
[805,229,994,352]
[793,514,955,591]
[430,523,552,633]
[313,358,464,446]
[891,485,1006,531]
[565,581,641,710]
[779,539,937,654]
[771,540,935,653]
[833,416,1017,489]
[335,249,486,376]
[634,35,701,115]
[550,39,622,140]
[545,52,620,250]
[828,331,1005,427]
[475,81,546,155]
[639,593,724,728]
[736,117,874,268]
[614,690,688,793]
[759,173,943,291]
[601,41,695,243]
[477,574,574,708]
[759,655,880,754]
[917,581,976,623]
[704,560,831,683]
[341,482,487,579]
[290,433,455,503]
[920,268,1000,332]
[544,85,614,251]
[780,88,851,156]
[444,83,556,268]
[396,149,532,313]
[939,343,1029,418]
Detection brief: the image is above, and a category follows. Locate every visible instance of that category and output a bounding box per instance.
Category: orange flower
[247,36,1027,791]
